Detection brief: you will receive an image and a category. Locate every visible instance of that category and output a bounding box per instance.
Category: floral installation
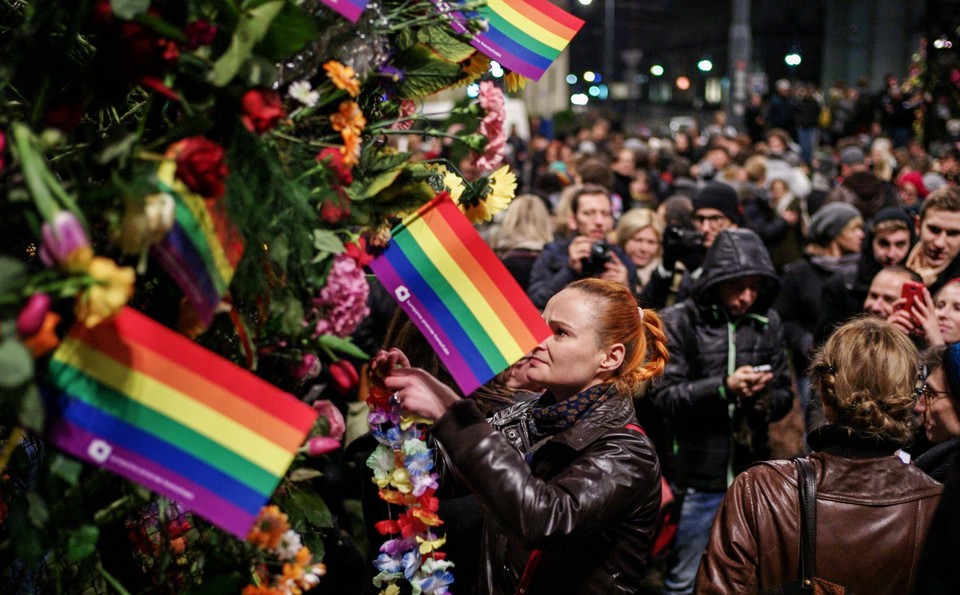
[0,0,521,592]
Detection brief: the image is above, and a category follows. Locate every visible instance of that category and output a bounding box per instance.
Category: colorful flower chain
[244,505,327,595]
[366,385,454,595]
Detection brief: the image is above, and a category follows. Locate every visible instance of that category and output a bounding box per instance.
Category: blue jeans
[662,488,726,595]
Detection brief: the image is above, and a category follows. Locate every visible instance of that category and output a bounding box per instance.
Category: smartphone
[900,281,925,314]
[752,364,772,373]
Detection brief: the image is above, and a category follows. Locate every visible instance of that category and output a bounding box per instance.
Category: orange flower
[242,585,282,595]
[246,505,290,550]
[23,311,61,358]
[330,101,366,136]
[340,129,361,167]
[323,61,360,97]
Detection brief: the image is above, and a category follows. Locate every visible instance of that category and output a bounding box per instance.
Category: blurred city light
[577,0,593,5]
[466,83,480,98]
[650,64,664,76]
[784,52,802,66]
[697,58,713,72]
[571,93,589,105]
[676,76,691,90]
[490,60,505,78]
[588,85,600,97]
[566,73,578,84]
[583,71,597,82]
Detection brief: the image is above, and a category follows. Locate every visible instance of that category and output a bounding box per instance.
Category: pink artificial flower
[16,293,52,338]
[311,254,370,338]
[305,436,341,456]
[313,399,346,440]
[0,130,5,171]
[39,211,92,272]
[293,353,322,381]
[476,81,507,173]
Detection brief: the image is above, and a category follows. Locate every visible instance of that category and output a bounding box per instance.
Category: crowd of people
[338,75,960,594]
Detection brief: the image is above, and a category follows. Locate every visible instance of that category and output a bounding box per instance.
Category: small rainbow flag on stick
[151,161,245,329]
[370,193,551,395]
[438,0,584,81]
[320,0,369,22]
[44,307,318,539]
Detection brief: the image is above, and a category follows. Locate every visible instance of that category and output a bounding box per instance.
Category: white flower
[289,80,319,107]
[275,529,303,561]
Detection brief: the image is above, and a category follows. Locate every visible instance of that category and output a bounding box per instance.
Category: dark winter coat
[651,229,794,491]
[527,238,636,309]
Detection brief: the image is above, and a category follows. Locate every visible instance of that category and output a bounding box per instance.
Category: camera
[580,240,612,277]
[664,226,705,250]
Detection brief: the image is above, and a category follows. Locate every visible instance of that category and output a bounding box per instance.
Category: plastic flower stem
[272,130,337,148]
[0,427,23,477]
[10,123,59,224]
[93,494,139,526]
[96,562,133,595]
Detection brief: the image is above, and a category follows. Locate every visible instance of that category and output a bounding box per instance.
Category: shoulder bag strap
[795,457,817,591]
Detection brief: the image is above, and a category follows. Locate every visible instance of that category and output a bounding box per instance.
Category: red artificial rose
[241,88,285,135]
[185,20,218,50]
[329,360,359,394]
[344,238,373,268]
[316,147,353,185]
[174,136,228,199]
[319,189,351,224]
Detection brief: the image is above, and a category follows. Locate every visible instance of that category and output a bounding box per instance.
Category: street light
[650,64,664,76]
[697,58,713,73]
[784,52,802,67]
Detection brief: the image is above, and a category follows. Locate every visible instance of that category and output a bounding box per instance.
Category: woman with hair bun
[372,278,669,593]
[697,316,943,595]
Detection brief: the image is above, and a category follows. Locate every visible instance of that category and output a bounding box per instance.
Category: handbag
[757,458,853,595]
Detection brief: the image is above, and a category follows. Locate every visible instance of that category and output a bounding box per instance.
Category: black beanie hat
[693,182,743,225]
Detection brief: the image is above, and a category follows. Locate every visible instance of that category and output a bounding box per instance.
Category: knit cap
[693,182,743,225]
[808,202,862,246]
[942,342,960,397]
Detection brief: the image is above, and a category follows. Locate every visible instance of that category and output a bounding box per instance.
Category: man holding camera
[640,182,743,309]
[526,184,634,309]
[650,228,793,595]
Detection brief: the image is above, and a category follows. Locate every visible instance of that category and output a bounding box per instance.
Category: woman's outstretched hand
[383,367,462,421]
[369,348,412,390]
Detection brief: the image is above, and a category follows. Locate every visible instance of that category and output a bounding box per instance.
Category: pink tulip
[39,211,90,270]
[16,293,52,338]
[312,399,346,441]
[305,436,341,457]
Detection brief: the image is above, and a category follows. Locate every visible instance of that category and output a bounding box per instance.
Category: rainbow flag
[320,0,368,22]
[438,0,584,81]
[44,307,318,539]
[370,193,551,395]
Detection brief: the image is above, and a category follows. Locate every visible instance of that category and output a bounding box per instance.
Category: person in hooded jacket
[650,228,794,595]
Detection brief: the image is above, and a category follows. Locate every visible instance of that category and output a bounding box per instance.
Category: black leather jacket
[432,388,662,594]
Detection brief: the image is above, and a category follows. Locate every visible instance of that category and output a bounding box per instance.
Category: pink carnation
[476,81,507,173]
[312,253,370,338]
[313,399,346,440]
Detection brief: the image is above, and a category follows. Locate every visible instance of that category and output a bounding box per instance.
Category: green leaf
[0,339,34,389]
[318,334,368,360]
[0,256,27,297]
[395,44,469,99]
[26,492,49,528]
[286,487,334,529]
[210,1,285,87]
[50,454,83,485]
[96,132,139,165]
[418,26,476,63]
[359,148,412,174]
[110,0,150,20]
[255,2,317,60]
[360,167,405,199]
[66,525,100,563]
[278,298,305,337]
[18,383,45,432]
[312,229,345,254]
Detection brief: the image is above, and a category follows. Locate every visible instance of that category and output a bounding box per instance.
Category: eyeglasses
[918,384,953,405]
[693,214,729,225]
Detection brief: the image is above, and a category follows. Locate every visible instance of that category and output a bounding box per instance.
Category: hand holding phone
[752,364,772,373]
[899,281,925,319]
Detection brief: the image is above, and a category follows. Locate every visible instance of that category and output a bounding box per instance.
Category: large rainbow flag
[320,0,368,22]
[44,307,318,539]
[370,193,551,395]
[439,0,584,81]
[151,160,245,329]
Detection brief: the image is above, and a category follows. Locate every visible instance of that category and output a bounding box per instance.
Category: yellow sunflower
[459,53,491,85]
[504,72,528,93]
[323,60,361,97]
[440,167,466,203]
[460,165,517,223]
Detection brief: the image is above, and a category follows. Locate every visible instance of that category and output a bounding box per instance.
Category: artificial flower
[241,586,281,595]
[341,130,362,167]
[75,257,136,328]
[437,169,466,203]
[289,80,320,108]
[458,166,516,223]
[293,353,322,381]
[324,61,361,97]
[319,191,351,224]
[242,88,286,135]
[305,436,341,457]
[23,311,61,358]
[329,359,360,394]
[380,585,401,595]
[344,237,373,268]
[317,147,353,185]
[476,81,507,172]
[16,293,51,338]
[184,20,217,49]
[504,71,528,92]
[460,53,491,83]
[172,136,228,199]
[330,101,366,136]
[368,446,396,488]
[416,534,446,555]
[39,211,92,273]
[313,399,346,440]
[393,99,417,131]
[247,505,290,550]
[117,192,176,255]
[0,130,5,171]
[311,254,370,338]
[276,530,303,561]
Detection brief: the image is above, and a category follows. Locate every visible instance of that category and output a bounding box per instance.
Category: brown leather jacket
[432,389,661,594]
[696,447,943,594]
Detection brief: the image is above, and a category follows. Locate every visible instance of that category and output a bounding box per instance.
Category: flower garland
[365,385,454,595]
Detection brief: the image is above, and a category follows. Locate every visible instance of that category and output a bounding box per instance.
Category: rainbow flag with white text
[438,0,584,81]
[370,193,551,395]
[44,308,318,539]
[320,0,368,22]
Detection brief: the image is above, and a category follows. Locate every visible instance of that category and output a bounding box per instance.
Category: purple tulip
[16,293,51,337]
[39,211,90,270]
